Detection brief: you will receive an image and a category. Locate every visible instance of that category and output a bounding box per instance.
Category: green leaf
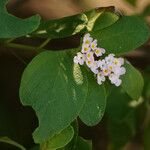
[41,126,74,150]
[91,16,150,54]
[106,87,136,149]
[121,61,144,100]
[108,119,135,150]
[34,8,119,39]
[106,86,134,122]
[19,51,88,143]
[0,137,26,150]
[62,137,92,150]
[74,137,92,150]
[0,0,40,38]
[37,14,88,39]
[86,9,119,32]
[79,72,107,126]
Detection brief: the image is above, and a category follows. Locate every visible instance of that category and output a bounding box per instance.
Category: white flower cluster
[73,33,126,87]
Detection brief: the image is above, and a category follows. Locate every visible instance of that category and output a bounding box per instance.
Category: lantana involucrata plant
[0,0,150,150]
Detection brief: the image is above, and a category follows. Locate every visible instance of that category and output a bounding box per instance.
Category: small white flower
[73,33,126,87]
[113,66,126,76]
[109,74,122,86]
[90,61,99,74]
[97,72,106,85]
[86,59,94,68]
[97,59,106,68]
[94,48,105,57]
[86,59,98,70]
[81,44,91,54]
[118,58,124,65]
[109,73,118,82]
[115,79,122,87]
[107,63,114,72]
[83,34,93,45]
[91,68,99,74]
[73,56,79,64]
[102,67,111,76]
[113,58,124,67]
[90,40,97,50]
[73,52,86,65]
[86,51,94,61]
[105,54,115,64]
[84,33,91,39]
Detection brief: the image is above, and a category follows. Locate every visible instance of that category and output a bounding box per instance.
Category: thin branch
[8,49,27,65]
[0,137,26,150]
[5,43,47,52]
[6,38,16,44]
[38,38,51,49]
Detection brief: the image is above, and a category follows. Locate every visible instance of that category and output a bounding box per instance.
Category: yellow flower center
[95,49,100,54]
[85,40,90,44]
[109,66,113,70]
[92,44,95,49]
[87,61,91,65]
[104,69,108,74]
[87,53,91,58]
[114,59,118,65]
[84,47,88,51]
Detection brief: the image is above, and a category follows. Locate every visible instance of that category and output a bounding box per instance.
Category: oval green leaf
[108,118,136,149]
[62,137,92,150]
[87,11,119,32]
[121,61,144,100]
[19,51,88,143]
[79,72,107,126]
[106,86,134,122]
[0,0,40,38]
[37,13,88,39]
[74,137,92,150]
[41,126,74,150]
[34,8,119,39]
[91,16,150,54]
[107,87,136,149]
